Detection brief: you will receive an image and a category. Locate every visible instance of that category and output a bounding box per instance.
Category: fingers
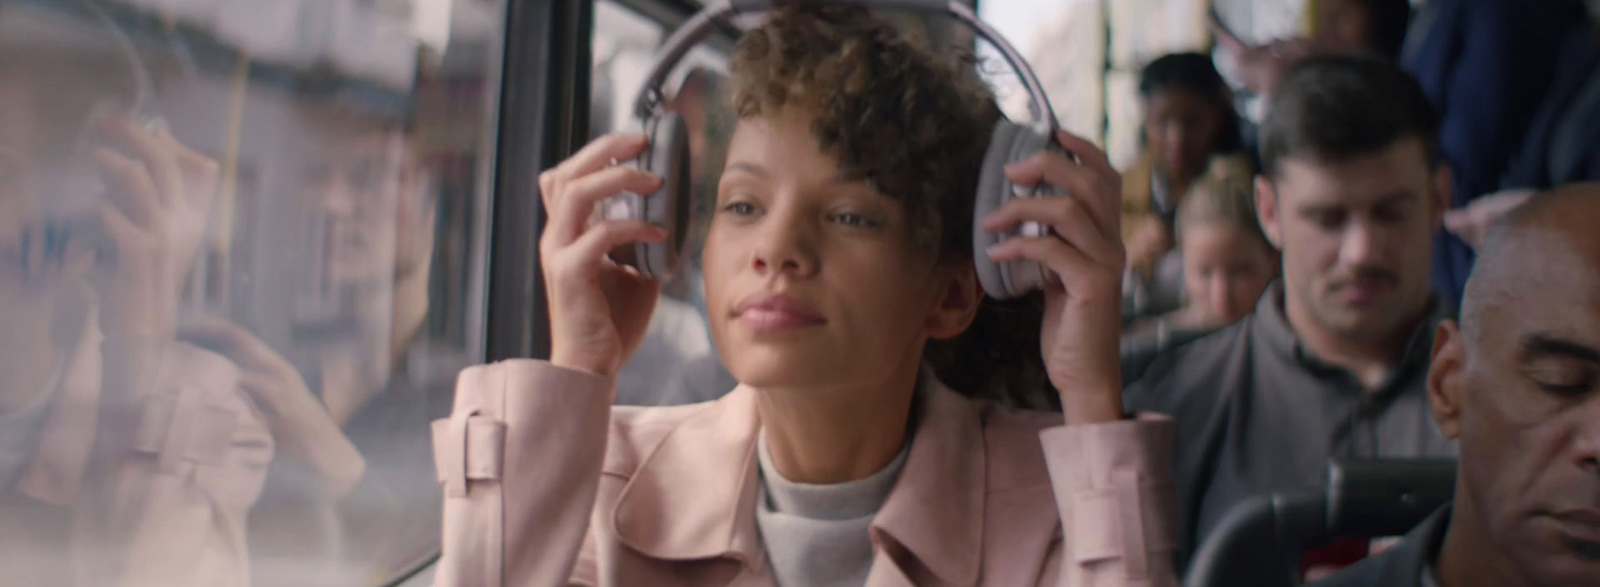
[1051,129,1115,177]
[539,133,651,209]
[178,316,296,376]
[1213,26,1247,54]
[1003,152,1120,241]
[164,129,222,210]
[981,195,1121,268]
[98,116,183,207]
[542,166,663,249]
[1442,209,1473,238]
[95,150,162,227]
[554,220,667,272]
[97,201,145,252]
[986,234,1116,300]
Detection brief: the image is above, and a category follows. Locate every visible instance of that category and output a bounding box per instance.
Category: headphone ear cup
[615,112,691,279]
[973,123,1019,300]
[972,121,1051,299]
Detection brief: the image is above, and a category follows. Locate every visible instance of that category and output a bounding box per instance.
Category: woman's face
[1142,89,1225,183]
[1182,224,1278,324]
[304,129,431,284]
[702,111,974,389]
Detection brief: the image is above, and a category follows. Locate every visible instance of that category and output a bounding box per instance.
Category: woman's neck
[753,357,919,485]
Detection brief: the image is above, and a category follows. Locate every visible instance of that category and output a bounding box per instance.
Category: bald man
[1316,183,1600,587]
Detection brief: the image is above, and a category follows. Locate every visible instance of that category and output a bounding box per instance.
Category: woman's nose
[749,211,817,278]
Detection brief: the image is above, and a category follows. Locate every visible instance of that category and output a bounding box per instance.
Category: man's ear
[1254,174,1284,251]
[1427,319,1466,439]
[927,263,983,340]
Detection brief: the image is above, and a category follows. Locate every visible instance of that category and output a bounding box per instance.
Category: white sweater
[754,433,911,587]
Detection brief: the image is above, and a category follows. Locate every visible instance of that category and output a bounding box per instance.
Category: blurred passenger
[1123,55,1459,571]
[1122,166,1276,380]
[1123,52,1252,279]
[0,3,270,586]
[1315,184,1600,587]
[1217,0,1413,99]
[433,5,1177,585]
[1399,0,1589,306]
[1494,15,1600,192]
[180,100,456,581]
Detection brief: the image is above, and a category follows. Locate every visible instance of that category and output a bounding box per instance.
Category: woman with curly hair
[431,4,1177,586]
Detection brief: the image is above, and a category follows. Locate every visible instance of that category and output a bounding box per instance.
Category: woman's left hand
[93,117,220,341]
[982,129,1127,425]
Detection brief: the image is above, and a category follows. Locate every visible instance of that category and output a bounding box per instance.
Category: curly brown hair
[729,2,1054,409]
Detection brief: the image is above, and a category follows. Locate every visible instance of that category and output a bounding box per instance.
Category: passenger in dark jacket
[1124,56,1459,571]
[1315,185,1600,587]
[1399,0,1589,306]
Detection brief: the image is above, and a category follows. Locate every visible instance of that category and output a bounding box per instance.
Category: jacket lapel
[869,377,985,585]
[610,377,991,586]
[612,386,768,572]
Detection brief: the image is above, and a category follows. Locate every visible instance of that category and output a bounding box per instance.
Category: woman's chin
[726,363,825,389]
[722,349,848,390]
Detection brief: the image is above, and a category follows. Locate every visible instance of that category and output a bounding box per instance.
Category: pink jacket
[1,297,273,587]
[431,360,1179,587]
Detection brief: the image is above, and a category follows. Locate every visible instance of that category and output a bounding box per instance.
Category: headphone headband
[631,0,1057,136]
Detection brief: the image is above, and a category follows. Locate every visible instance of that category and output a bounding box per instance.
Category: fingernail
[986,244,1005,258]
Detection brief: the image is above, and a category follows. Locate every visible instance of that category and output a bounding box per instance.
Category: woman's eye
[722,201,757,216]
[831,213,881,229]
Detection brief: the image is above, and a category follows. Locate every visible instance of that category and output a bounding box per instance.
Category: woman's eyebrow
[724,161,768,177]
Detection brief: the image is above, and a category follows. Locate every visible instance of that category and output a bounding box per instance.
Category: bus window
[0,1,500,585]
[592,0,735,407]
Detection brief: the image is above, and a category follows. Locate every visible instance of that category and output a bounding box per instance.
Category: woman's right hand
[539,133,668,379]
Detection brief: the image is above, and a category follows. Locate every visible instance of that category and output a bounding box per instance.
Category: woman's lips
[734,292,825,331]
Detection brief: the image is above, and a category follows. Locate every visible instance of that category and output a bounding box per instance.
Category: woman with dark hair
[1122,52,1253,279]
[431,4,1177,586]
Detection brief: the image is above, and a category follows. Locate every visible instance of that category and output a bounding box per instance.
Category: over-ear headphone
[612,0,1063,300]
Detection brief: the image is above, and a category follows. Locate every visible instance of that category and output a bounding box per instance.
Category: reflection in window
[0,0,499,585]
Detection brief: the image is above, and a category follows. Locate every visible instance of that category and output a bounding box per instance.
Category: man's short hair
[1259,54,1440,178]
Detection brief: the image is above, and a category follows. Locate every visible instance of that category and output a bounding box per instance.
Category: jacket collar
[611,374,986,584]
[870,375,985,584]
[611,383,767,569]
[1252,281,1450,394]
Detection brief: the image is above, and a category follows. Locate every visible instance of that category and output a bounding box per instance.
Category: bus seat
[1182,459,1457,587]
